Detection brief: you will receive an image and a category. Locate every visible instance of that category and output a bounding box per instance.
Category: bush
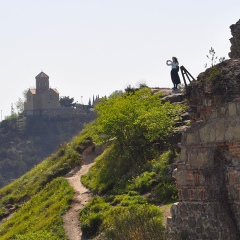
[206,66,221,81]
[79,197,110,238]
[129,171,156,193]
[105,205,166,240]
[80,212,103,238]
[110,194,147,207]
[151,182,178,203]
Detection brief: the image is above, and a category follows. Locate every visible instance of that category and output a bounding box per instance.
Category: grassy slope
[0,133,89,239]
[0,178,73,240]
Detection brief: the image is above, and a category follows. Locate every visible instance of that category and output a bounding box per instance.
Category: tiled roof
[29,89,36,94]
[29,88,59,95]
[52,88,59,94]
[35,71,49,80]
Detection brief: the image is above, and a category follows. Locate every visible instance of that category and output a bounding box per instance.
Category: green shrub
[80,197,110,238]
[0,207,5,218]
[104,205,166,240]
[129,171,156,193]
[110,194,147,207]
[149,151,178,203]
[206,66,221,81]
[80,212,103,238]
[81,145,132,194]
[151,182,178,203]
[2,195,15,204]
[80,194,166,239]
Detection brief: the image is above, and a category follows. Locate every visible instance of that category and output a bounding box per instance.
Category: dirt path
[0,213,14,225]
[63,153,95,240]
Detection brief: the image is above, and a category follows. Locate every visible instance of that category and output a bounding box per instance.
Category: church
[24,72,60,115]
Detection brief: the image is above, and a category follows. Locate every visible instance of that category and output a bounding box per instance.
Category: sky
[0,0,240,119]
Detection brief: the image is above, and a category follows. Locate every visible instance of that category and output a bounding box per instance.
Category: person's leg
[171,70,175,89]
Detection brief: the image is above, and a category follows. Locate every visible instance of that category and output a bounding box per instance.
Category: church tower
[36,71,49,91]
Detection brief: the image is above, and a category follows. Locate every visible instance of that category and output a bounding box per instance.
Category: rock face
[229,19,240,59]
[167,60,240,237]
[186,58,240,122]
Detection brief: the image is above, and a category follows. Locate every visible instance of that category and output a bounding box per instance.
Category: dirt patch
[0,213,14,225]
[63,153,96,240]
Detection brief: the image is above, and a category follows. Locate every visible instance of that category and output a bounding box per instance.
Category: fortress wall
[167,101,240,239]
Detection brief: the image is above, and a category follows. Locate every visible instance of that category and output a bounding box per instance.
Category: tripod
[180,66,195,87]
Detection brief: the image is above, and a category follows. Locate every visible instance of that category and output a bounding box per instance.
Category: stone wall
[167,100,240,239]
[24,106,87,116]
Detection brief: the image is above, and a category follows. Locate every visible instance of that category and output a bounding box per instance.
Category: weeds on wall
[204,47,226,69]
[204,47,226,81]
[206,66,222,81]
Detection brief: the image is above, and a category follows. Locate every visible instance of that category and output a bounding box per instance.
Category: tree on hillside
[15,98,24,114]
[88,98,92,107]
[15,89,29,114]
[60,96,76,108]
[91,88,184,151]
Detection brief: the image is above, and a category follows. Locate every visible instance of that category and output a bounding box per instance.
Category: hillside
[0,110,96,188]
[0,87,187,239]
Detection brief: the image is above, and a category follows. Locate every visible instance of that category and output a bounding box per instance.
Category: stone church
[24,72,60,115]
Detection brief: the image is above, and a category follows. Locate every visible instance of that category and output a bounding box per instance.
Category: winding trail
[63,153,95,240]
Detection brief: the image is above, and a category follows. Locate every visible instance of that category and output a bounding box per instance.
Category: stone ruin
[229,19,240,59]
[167,20,240,239]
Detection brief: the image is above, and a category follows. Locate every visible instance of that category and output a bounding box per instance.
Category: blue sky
[0,0,240,118]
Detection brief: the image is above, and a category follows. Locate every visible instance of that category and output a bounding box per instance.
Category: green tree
[60,96,76,107]
[15,97,24,113]
[88,98,92,107]
[15,89,28,114]
[91,88,184,150]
